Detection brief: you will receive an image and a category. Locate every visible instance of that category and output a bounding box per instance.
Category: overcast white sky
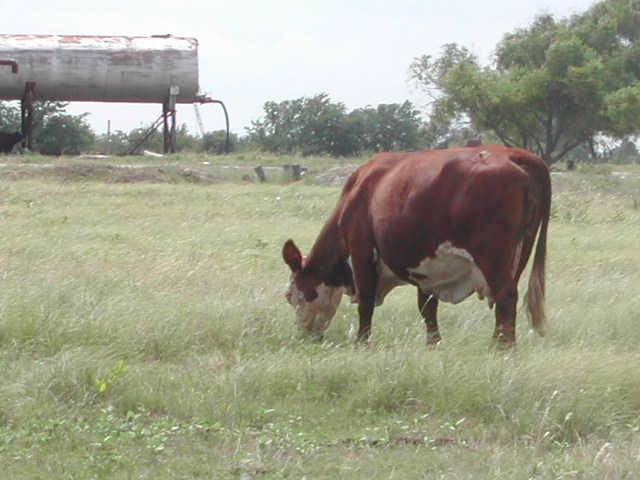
[2,0,596,136]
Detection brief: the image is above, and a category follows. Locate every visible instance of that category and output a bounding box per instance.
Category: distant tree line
[0,100,240,156]
[0,95,434,157]
[101,124,239,155]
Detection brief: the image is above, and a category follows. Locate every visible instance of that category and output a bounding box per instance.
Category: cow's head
[282,239,343,340]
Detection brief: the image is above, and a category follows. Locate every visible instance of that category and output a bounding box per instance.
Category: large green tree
[202,130,238,154]
[0,101,22,131]
[409,0,640,164]
[348,101,423,152]
[0,100,93,154]
[248,93,349,156]
[0,100,69,135]
[37,113,95,155]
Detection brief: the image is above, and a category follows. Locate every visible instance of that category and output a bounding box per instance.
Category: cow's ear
[282,239,303,272]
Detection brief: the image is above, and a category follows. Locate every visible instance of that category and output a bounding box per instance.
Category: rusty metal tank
[0,34,199,103]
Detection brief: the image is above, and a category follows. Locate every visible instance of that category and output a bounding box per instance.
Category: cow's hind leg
[474,223,522,347]
[492,280,518,347]
[418,289,440,345]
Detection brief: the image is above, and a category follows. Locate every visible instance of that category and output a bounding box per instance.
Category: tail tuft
[526,265,548,337]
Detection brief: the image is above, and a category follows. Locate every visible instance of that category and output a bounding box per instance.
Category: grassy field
[0,156,639,479]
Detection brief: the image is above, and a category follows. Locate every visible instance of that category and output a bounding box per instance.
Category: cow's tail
[524,160,551,338]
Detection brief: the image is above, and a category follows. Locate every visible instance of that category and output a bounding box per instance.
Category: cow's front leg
[351,254,379,342]
[418,289,440,345]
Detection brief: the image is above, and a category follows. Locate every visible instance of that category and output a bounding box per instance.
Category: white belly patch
[407,241,491,305]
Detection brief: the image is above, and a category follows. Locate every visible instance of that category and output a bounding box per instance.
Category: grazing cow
[282,144,551,347]
[0,131,22,153]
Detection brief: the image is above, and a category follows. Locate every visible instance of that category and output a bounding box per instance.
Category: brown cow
[282,145,551,347]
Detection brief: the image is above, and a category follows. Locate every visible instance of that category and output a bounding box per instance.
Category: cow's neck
[304,213,352,290]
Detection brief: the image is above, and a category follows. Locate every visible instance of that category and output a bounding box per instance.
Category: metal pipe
[212,100,230,154]
[0,60,18,73]
[196,95,230,154]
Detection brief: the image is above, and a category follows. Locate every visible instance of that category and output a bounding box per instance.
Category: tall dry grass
[0,163,638,478]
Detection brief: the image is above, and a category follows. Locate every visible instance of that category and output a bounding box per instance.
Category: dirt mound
[1,163,225,184]
[314,165,358,186]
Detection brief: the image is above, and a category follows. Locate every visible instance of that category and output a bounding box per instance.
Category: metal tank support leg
[163,86,179,153]
[21,82,36,151]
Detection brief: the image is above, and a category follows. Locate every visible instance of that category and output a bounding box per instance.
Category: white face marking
[285,277,343,337]
[408,241,491,305]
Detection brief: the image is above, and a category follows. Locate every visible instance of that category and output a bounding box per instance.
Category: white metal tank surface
[0,34,199,104]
